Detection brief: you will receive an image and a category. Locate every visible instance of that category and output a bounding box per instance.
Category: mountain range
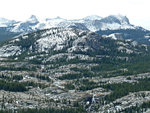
[0,14,150,44]
[0,14,142,32]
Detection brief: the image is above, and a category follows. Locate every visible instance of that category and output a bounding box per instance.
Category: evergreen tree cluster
[102,78,150,103]
[0,80,27,92]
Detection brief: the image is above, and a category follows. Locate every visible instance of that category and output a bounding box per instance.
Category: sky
[0,0,150,29]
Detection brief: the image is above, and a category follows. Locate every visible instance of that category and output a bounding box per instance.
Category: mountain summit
[28,15,39,23]
[100,15,130,25]
[0,14,149,44]
[83,15,102,20]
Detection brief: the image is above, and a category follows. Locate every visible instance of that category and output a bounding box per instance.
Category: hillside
[0,27,148,60]
[1,28,150,112]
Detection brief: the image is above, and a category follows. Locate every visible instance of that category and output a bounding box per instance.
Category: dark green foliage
[91,64,118,72]
[0,66,34,71]
[65,83,75,90]
[58,71,95,80]
[90,54,150,78]
[0,74,23,81]
[0,80,27,92]
[59,73,83,80]
[36,75,51,82]
[79,79,99,91]
[118,55,150,76]
[12,75,23,80]
[22,81,48,89]
[29,59,42,64]
[120,101,150,113]
[102,78,150,103]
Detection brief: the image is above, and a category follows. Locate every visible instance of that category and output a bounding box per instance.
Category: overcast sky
[0,0,150,29]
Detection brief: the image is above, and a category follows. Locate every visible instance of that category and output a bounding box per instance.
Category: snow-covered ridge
[0,27,148,58]
[0,44,21,57]
[0,14,142,33]
[0,17,16,27]
[35,28,78,52]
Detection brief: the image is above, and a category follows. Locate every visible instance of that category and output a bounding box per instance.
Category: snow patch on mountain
[67,35,90,52]
[104,33,123,40]
[118,46,133,54]
[35,28,78,52]
[100,23,135,30]
[45,53,94,62]
[110,14,130,24]
[0,44,21,57]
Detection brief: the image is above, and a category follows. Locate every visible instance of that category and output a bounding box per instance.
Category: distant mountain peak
[29,15,37,19]
[55,16,62,19]
[108,14,130,24]
[83,15,102,20]
[28,15,39,23]
[96,14,130,27]
[0,14,146,33]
